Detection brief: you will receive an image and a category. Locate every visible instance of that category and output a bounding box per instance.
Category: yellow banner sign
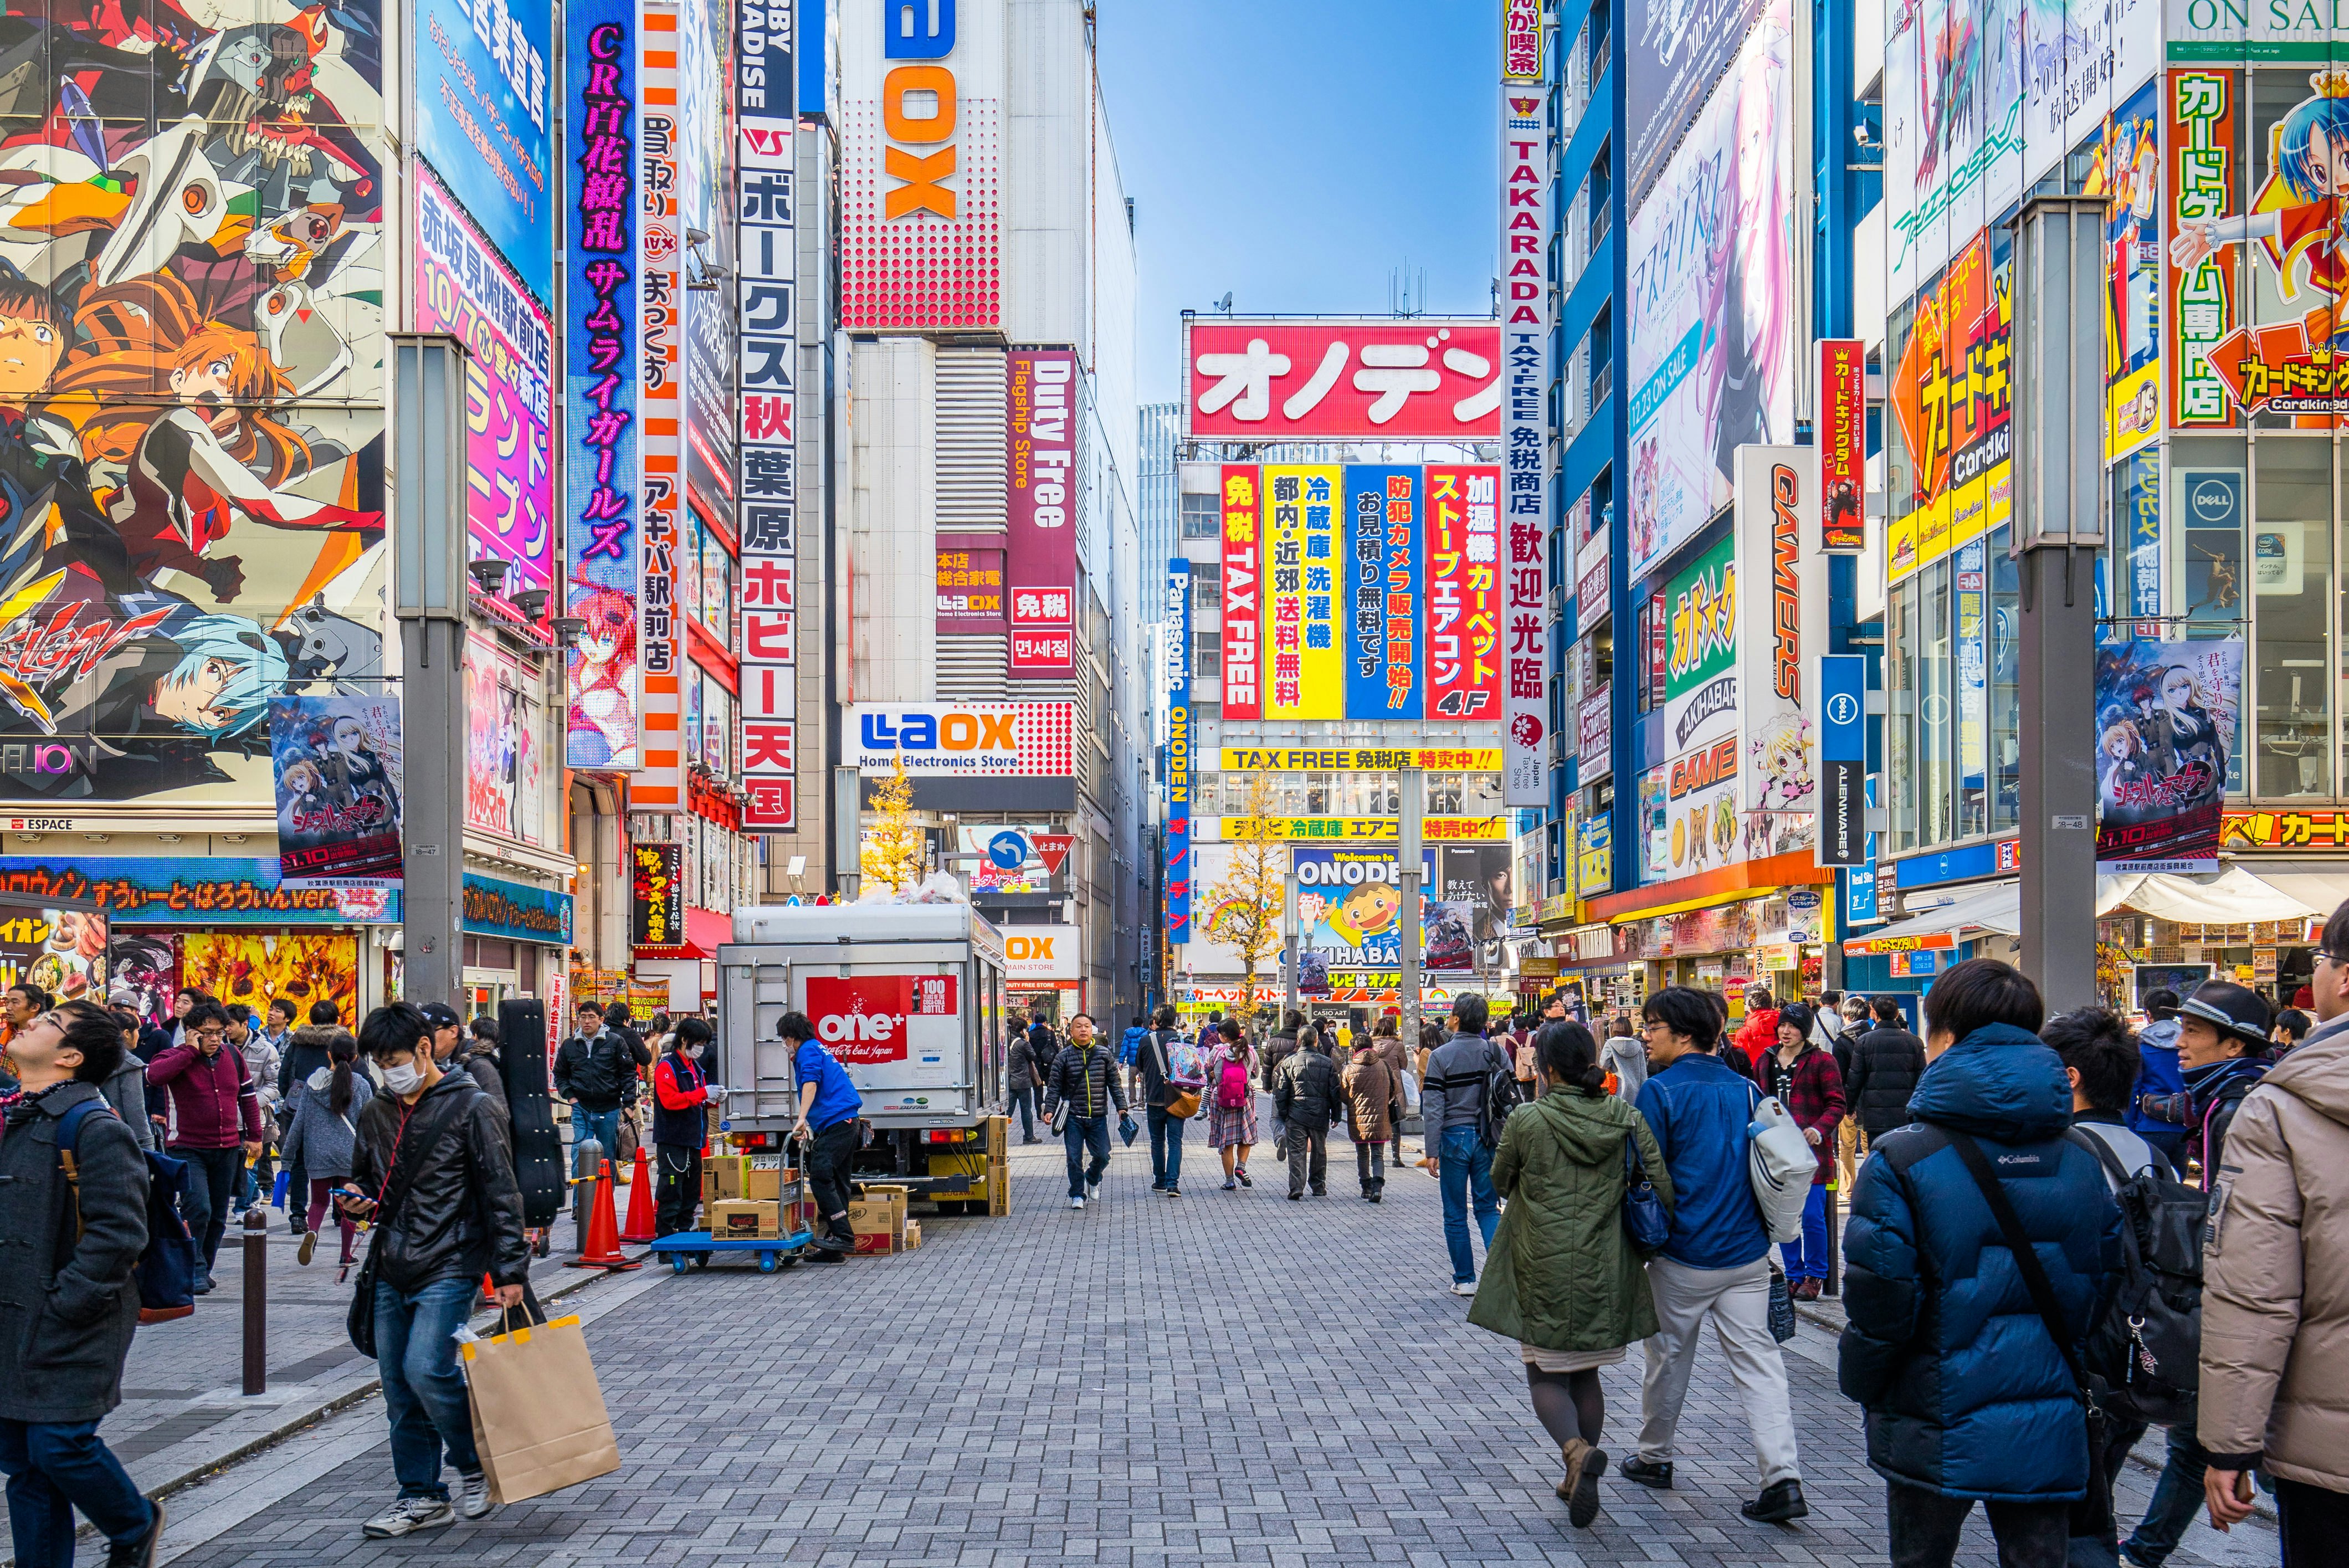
[1219,747,1504,772]
[1219,815,1506,842]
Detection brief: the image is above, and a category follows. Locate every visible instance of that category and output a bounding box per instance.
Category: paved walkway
[82,1118,2276,1567]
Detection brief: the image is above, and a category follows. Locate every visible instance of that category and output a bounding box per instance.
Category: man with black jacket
[555,1001,638,1165]
[1005,1013,1044,1145]
[1041,1013,1125,1210]
[338,1003,529,1539]
[1843,995,1927,1149]
[1136,1004,1190,1196]
[1272,1025,1344,1200]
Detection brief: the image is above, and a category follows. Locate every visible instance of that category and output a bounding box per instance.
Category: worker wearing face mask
[652,1017,721,1237]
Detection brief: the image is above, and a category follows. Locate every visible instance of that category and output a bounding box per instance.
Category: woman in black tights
[1466,1021,1672,1526]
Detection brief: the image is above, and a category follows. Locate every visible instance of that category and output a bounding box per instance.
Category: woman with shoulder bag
[1203,1017,1258,1190]
[1468,1021,1673,1529]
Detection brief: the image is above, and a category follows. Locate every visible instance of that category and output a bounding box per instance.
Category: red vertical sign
[1006,349,1078,675]
[1219,464,1261,720]
[1817,337,1865,552]
[1423,464,1502,719]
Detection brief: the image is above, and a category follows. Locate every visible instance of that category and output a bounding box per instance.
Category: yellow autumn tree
[1209,769,1286,1025]
[859,754,926,893]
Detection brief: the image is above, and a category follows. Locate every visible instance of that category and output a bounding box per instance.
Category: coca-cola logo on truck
[804,975,960,1065]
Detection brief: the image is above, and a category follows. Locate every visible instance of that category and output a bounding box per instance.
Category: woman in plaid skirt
[1203,1016,1259,1190]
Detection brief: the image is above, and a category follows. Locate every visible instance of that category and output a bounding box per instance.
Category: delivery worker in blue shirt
[785,1010,862,1262]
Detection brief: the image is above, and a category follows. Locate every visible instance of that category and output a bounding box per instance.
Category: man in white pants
[1623,986,1807,1524]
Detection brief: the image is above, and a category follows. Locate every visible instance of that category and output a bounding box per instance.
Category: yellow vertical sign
[1261,464,1344,720]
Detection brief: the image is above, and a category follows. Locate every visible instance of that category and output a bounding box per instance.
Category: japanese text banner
[1424,465,1503,720]
[1341,465,1422,720]
[1219,465,1261,720]
[1184,319,1504,440]
[1261,465,1344,721]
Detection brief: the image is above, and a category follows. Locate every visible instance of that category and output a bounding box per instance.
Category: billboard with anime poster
[2094,637,2243,872]
[465,634,547,847]
[0,0,388,809]
[268,694,402,887]
[179,931,360,1025]
[2091,77,2165,458]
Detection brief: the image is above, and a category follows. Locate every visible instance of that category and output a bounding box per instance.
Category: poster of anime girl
[2091,638,2243,873]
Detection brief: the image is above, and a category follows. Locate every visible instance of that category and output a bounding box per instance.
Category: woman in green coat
[1469,1020,1671,1528]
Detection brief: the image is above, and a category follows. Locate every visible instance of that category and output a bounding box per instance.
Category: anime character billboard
[2093,638,2243,873]
[268,694,400,885]
[0,0,386,805]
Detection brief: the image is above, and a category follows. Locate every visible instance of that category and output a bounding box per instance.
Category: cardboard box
[986,1115,1008,1159]
[705,1155,751,1200]
[849,1188,907,1255]
[903,1219,922,1251]
[987,1156,1010,1217]
[709,1198,782,1239]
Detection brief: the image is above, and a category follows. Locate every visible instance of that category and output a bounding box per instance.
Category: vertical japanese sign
[1261,464,1343,720]
[1342,465,1421,719]
[1816,337,1865,551]
[1424,465,1502,718]
[1956,536,1987,810]
[269,696,406,887]
[2167,69,2235,430]
[1166,560,1193,945]
[736,0,797,829]
[1219,465,1262,720]
[1501,0,1551,806]
[565,0,642,771]
[1007,349,1078,676]
[630,841,686,949]
[634,0,684,809]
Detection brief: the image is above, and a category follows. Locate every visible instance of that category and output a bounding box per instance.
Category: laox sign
[881,0,961,218]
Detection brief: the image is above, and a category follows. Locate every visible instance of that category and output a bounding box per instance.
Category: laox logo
[860,710,1015,751]
[1005,934,1054,961]
[882,0,960,218]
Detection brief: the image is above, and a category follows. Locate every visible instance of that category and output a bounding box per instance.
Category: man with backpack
[0,1001,169,1568]
[1421,993,1518,1296]
[2128,988,2189,1170]
[1839,960,2120,1567]
[1136,1006,1200,1196]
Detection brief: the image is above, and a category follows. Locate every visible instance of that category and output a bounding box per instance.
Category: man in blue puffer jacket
[1838,958,2121,1568]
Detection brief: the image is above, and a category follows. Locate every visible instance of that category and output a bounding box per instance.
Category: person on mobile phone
[142,1001,263,1292]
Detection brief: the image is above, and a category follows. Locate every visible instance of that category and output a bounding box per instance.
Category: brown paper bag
[461,1313,622,1504]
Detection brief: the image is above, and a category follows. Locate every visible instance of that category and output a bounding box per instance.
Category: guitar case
[498,997,565,1227]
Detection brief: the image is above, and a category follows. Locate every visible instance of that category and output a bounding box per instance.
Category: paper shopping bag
[460,1313,622,1504]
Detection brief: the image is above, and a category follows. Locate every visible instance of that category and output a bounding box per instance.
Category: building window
[1193,631,1220,683]
[1180,492,1218,540]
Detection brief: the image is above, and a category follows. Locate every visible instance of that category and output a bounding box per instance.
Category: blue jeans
[1779,1182,1830,1282]
[0,1418,153,1567]
[1438,1125,1499,1283]
[1063,1113,1111,1197]
[1009,1085,1038,1140]
[1148,1105,1185,1187]
[375,1275,483,1497]
[2122,1426,2208,1567]
[572,1105,622,1165]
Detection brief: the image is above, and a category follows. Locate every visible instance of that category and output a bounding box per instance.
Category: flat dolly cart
[648,1229,814,1273]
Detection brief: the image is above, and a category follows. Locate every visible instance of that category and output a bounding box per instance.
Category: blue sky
[1095,2,1500,409]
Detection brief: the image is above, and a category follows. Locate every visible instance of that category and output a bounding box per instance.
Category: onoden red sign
[804,975,960,1065]
[1184,319,1505,440]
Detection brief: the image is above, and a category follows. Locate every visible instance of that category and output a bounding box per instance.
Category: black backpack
[2070,1128,2208,1426]
[1432,1040,1522,1150]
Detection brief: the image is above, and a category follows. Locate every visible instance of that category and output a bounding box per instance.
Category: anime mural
[179,928,360,1020]
[0,0,386,805]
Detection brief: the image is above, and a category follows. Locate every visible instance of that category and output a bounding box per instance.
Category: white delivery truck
[715,904,1012,1212]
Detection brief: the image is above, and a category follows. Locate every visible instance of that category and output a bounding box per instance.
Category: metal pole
[241,1208,267,1395]
[1398,767,1423,1045]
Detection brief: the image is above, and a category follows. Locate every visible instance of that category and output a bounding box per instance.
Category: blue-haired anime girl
[2170,69,2349,351]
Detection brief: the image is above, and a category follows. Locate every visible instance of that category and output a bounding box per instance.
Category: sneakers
[1222,1178,1237,1191]
[1740,1479,1809,1524]
[297,1230,318,1266]
[1557,1441,1608,1528]
[457,1471,495,1520]
[1619,1456,1674,1490]
[1165,1183,1181,1197]
[1236,1167,1252,1188]
[1449,1279,1478,1297]
[1069,1196,1086,1210]
[1085,1178,1101,1202]
[1150,1180,1167,1191]
[104,1498,163,1567]
[362,1497,455,1538]
[1287,1190,1302,1202]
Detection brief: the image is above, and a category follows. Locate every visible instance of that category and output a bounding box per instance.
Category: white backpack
[1746,1091,1817,1243]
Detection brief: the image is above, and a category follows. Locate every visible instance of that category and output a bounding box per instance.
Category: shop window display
[2252,438,2330,799]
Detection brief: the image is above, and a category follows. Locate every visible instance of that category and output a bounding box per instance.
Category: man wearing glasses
[145,1001,264,1293]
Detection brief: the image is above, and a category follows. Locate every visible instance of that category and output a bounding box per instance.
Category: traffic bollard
[242,1208,268,1396]
[570,1137,605,1254]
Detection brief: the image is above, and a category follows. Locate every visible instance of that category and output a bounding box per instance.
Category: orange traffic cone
[568,1160,643,1271]
[620,1146,658,1243]
[480,1272,498,1306]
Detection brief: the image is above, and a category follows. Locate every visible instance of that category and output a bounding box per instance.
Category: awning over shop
[2231,873,2349,926]
[1844,882,2019,955]
[2096,865,2321,924]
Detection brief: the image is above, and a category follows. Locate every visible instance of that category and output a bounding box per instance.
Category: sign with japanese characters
[848,704,1075,776]
[1577,685,1612,780]
[1261,465,1344,720]
[630,841,686,951]
[565,0,642,771]
[1218,747,1504,772]
[1342,465,1422,719]
[268,696,406,888]
[2095,638,2243,874]
[1424,465,1502,719]
[1733,448,1824,823]
[2095,77,2164,455]
[735,0,796,830]
[1008,349,1079,675]
[935,540,1005,633]
[1888,228,2013,583]
[1628,0,1770,208]
[1502,62,1553,807]
[1167,560,1193,944]
[1210,817,1507,842]
[415,0,556,307]
[633,0,685,812]
[1815,337,1865,552]
[1182,319,1504,441]
[1219,466,1262,720]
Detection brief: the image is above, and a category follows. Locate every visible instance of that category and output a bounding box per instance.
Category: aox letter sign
[883,0,958,218]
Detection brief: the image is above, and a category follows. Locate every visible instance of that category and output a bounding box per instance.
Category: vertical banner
[634,0,684,809]
[1501,5,1552,806]
[630,841,686,949]
[2094,638,2243,873]
[1219,465,1262,720]
[1733,447,1825,824]
[1424,465,1503,718]
[2166,68,2237,431]
[1007,349,1079,675]
[1166,560,1193,944]
[1816,337,1865,551]
[269,696,407,887]
[736,0,797,829]
[1261,464,1343,721]
[566,0,642,770]
[1817,653,1866,867]
[1342,465,1422,719]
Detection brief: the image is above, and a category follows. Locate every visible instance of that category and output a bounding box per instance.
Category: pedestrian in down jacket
[2137,980,2270,1189]
[1005,1021,1047,1145]
[1340,1042,1394,1199]
[1839,959,2121,1567]
[1844,996,1927,1139]
[1273,1028,1343,1199]
[1258,1012,1305,1089]
[2194,1000,2349,1555]
[1041,1016,1125,1207]
[2127,991,2189,1169]
[1470,1020,1671,1529]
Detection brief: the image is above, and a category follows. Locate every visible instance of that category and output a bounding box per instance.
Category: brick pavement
[121,1118,2278,1567]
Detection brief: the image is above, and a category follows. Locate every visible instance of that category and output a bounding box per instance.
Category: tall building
[1139,402,1182,590]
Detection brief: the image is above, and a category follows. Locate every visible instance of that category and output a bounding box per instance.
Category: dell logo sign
[2190,478,2236,525]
